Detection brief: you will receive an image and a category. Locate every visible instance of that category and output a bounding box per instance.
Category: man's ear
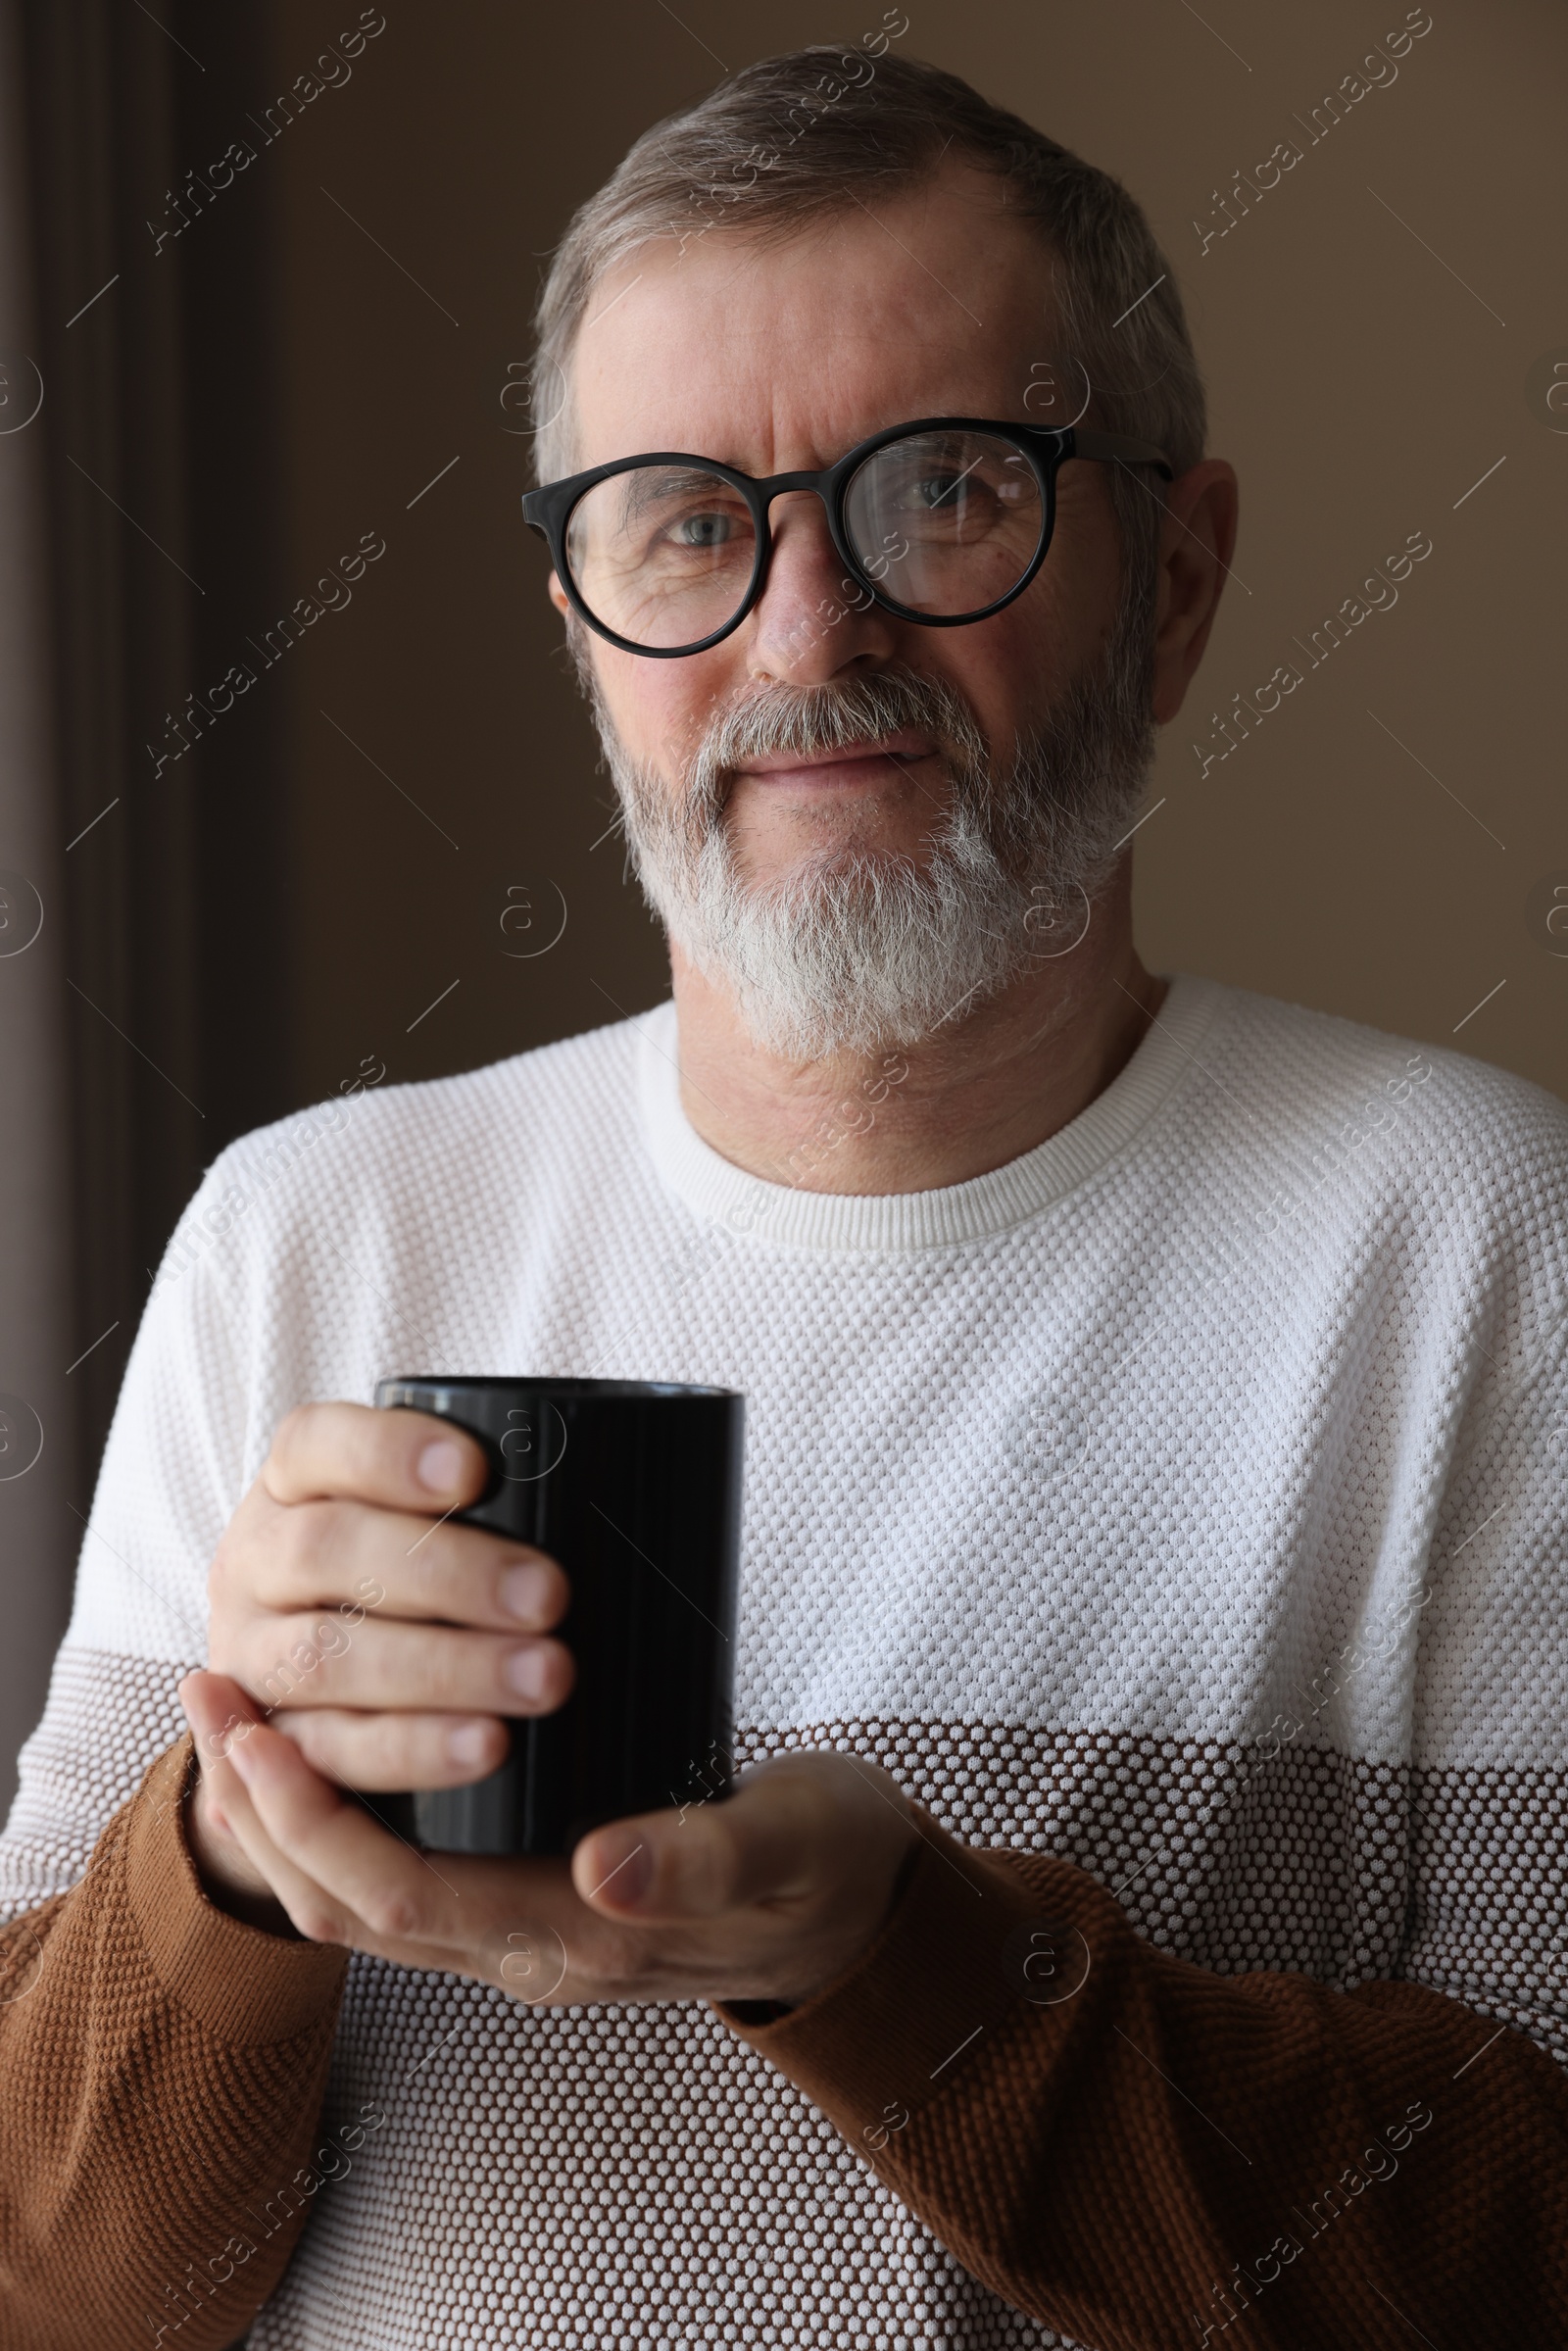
[547,568,569,618]
[1149,459,1240,726]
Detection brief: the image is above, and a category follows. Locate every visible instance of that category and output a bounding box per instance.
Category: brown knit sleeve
[716,1806,1568,2350]
[0,1732,350,2351]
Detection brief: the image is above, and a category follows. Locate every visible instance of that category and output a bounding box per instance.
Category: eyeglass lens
[562,428,1045,651]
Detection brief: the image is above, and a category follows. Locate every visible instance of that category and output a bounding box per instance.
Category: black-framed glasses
[521,416,1174,658]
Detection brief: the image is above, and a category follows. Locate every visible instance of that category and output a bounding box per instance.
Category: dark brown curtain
[21,0,291,1485]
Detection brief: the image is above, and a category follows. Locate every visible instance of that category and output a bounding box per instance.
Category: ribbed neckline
[634,972,1226,1253]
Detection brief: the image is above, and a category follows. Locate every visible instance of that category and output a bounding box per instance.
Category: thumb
[572,1754,874,1923]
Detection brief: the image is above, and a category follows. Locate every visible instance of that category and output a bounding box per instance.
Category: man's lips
[733,730,937,782]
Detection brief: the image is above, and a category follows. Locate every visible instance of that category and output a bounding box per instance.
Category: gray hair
[528,46,1206,612]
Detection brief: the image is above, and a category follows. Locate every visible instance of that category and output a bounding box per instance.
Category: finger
[264,1399,490,1516]
[224,1719,467,1949]
[572,1755,855,1922]
[275,1705,511,1788]
[230,1608,575,1720]
[195,1727,368,1949]
[178,1668,299,1906]
[250,1492,569,1634]
[181,1664,269,1769]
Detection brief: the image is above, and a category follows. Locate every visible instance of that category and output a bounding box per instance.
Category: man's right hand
[178,1401,574,1930]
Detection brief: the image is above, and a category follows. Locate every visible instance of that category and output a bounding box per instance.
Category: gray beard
[589,601,1156,1063]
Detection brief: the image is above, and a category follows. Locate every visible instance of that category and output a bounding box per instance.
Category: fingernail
[595,1841,651,1906]
[226,1736,258,1781]
[448,1721,491,1767]
[505,1644,552,1702]
[500,1561,553,1622]
[416,1438,465,1494]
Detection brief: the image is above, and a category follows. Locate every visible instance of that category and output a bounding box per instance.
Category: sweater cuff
[126,1732,349,2043]
[713,1809,1051,2146]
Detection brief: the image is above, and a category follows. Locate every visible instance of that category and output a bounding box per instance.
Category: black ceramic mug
[368,1375,745,1855]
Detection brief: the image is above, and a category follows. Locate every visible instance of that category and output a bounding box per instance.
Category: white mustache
[690,668,988,816]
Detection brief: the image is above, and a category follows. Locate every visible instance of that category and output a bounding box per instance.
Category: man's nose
[743,491,900,683]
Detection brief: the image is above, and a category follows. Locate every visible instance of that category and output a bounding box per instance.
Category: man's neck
[667,865,1168,1197]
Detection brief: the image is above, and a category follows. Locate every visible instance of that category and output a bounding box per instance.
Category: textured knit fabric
[0,1736,351,2347]
[2,972,1566,2350]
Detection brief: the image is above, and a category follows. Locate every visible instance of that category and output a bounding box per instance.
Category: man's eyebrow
[622,462,734,494]
[612,463,741,525]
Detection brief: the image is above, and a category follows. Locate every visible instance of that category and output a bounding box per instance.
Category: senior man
[2,45,1565,2351]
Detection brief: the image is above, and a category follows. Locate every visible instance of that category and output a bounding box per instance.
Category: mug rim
[376,1374,741,1400]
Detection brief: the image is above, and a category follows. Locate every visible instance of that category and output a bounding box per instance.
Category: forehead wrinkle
[570,179,1060,474]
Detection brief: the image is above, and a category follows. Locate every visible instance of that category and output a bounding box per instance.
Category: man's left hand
[178,1672,919,2007]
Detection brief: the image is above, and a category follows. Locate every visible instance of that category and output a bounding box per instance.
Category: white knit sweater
[5,973,1566,2349]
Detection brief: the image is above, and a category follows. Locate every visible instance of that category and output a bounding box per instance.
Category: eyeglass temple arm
[1069,429,1176,481]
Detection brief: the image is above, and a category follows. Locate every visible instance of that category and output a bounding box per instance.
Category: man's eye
[910,474,964,508]
[668,510,736,548]
[895,470,1000,515]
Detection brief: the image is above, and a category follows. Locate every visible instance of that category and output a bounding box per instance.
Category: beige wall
[270,0,1566,1106]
